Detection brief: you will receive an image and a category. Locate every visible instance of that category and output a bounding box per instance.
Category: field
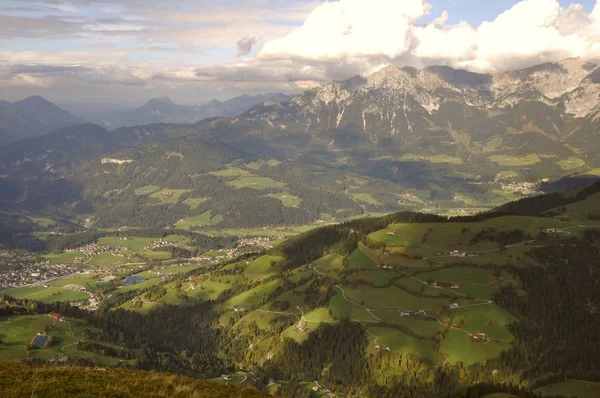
[223,279,283,308]
[148,189,191,205]
[0,315,122,365]
[209,166,250,177]
[350,192,382,206]
[265,192,302,207]
[439,330,511,366]
[400,154,464,165]
[226,175,286,190]
[134,185,161,196]
[340,284,452,311]
[369,216,568,252]
[175,211,223,229]
[43,252,83,265]
[97,236,156,251]
[182,197,207,208]
[367,327,438,363]
[88,253,127,268]
[557,157,586,171]
[347,245,377,270]
[243,255,286,281]
[370,312,445,337]
[4,286,90,303]
[488,154,541,166]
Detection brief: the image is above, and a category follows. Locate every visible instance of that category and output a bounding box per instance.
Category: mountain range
[0,96,84,145]
[1,58,600,229]
[88,92,292,129]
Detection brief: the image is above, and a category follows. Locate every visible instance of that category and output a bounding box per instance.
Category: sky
[1,0,600,106]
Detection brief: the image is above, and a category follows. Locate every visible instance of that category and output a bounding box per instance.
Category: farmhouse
[48,312,64,322]
[233,306,247,312]
[451,284,461,289]
[472,332,487,341]
[449,303,459,309]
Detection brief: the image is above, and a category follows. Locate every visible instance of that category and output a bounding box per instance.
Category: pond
[32,335,49,348]
[124,275,145,286]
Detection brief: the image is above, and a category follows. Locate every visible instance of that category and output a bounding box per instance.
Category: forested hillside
[2,184,600,397]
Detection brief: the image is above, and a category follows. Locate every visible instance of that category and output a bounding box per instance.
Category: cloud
[236,36,257,57]
[4,0,600,105]
[258,0,600,73]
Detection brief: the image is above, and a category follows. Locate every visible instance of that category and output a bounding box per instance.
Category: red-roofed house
[48,312,64,322]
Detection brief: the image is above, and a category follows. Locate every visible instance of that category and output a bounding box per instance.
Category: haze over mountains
[0,96,84,145]
[85,92,293,129]
[0,93,293,145]
[1,58,600,230]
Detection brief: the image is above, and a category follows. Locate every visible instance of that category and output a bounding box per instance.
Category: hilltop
[0,363,268,398]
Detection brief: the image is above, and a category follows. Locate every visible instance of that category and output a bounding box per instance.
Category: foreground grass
[0,363,268,398]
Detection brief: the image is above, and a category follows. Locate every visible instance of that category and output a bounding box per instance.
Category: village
[0,251,81,288]
[65,243,128,261]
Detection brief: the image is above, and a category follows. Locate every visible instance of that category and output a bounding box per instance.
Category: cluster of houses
[0,253,81,288]
[398,309,427,317]
[60,283,100,310]
[436,250,477,258]
[66,243,127,259]
[143,239,179,251]
[429,281,461,289]
[499,181,542,196]
[237,235,283,250]
[374,344,391,351]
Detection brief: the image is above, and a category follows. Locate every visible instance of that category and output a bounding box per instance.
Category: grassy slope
[0,363,268,398]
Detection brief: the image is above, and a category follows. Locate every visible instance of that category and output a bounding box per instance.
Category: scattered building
[48,312,64,322]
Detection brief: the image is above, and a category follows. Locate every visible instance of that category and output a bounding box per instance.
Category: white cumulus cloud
[258,0,600,74]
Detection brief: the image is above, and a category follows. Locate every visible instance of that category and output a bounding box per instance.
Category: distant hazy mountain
[91,93,293,129]
[2,59,600,229]
[0,96,84,145]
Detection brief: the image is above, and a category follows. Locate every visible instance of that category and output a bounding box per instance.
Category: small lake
[124,275,145,286]
[32,335,49,348]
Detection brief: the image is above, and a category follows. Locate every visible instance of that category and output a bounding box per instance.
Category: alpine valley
[1,59,600,398]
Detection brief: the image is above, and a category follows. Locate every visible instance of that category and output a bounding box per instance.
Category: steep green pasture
[223,279,283,308]
[0,315,117,364]
[347,245,377,270]
[329,292,375,321]
[348,270,398,286]
[148,189,191,205]
[243,255,286,281]
[370,312,445,337]
[265,192,302,207]
[439,330,510,367]
[134,185,161,196]
[488,154,541,167]
[450,304,516,340]
[175,211,223,229]
[367,327,439,363]
[340,284,453,311]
